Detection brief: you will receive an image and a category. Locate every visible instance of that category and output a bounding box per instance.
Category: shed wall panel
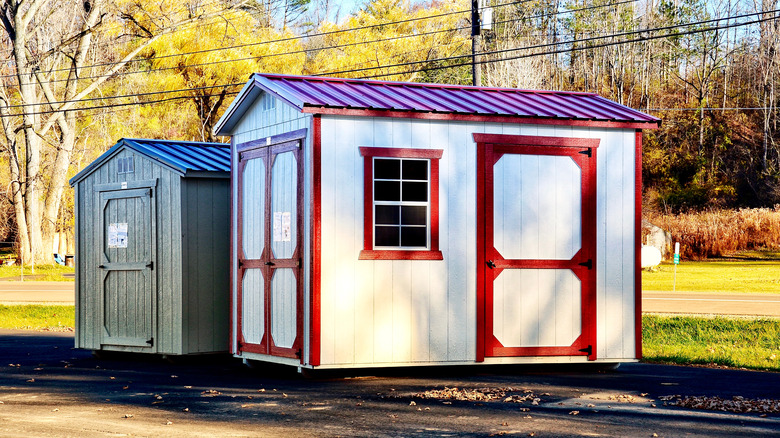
[182,178,230,353]
[318,117,637,366]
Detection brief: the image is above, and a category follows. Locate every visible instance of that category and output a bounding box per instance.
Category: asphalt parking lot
[1,330,779,437]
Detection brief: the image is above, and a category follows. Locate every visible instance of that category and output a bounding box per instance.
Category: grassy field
[0,305,74,331]
[0,264,75,281]
[642,315,780,371]
[642,260,780,293]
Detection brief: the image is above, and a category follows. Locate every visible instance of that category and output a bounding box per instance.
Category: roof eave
[184,170,231,179]
[301,106,662,129]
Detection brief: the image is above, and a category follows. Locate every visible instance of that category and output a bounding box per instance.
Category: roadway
[643,290,780,317]
[0,282,74,305]
[0,282,778,317]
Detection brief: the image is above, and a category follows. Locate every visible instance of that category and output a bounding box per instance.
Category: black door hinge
[578,149,592,157]
[146,337,154,347]
[578,259,593,270]
[579,345,592,355]
[146,261,154,270]
[295,349,301,358]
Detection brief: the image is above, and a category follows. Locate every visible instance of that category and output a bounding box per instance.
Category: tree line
[0,0,778,262]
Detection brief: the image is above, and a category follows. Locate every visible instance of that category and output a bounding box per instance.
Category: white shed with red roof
[215,74,659,369]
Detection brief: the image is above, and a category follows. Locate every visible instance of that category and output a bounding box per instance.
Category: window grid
[373,158,430,250]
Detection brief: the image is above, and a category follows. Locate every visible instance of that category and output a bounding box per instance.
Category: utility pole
[471,0,481,86]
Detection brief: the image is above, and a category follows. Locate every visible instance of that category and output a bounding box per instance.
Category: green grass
[642,261,780,293]
[0,305,777,371]
[642,315,780,371]
[0,305,75,331]
[0,264,75,281]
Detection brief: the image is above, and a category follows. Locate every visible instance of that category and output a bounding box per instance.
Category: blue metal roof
[215,74,660,135]
[70,138,230,186]
[123,139,231,172]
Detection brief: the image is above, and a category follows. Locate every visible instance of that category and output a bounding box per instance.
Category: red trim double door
[237,133,304,360]
[475,134,598,361]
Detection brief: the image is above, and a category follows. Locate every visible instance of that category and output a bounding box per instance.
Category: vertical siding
[181,178,230,354]
[318,116,637,366]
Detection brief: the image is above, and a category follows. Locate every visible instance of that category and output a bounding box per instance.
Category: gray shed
[69,138,231,355]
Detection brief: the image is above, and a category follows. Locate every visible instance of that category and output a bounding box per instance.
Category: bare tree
[0,0,247,263]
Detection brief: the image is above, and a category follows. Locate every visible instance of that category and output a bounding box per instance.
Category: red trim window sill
[359,147,443,261]
[359,250,444,260]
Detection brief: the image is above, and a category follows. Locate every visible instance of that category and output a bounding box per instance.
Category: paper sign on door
[273,212,291,242]
[108,223,128,248]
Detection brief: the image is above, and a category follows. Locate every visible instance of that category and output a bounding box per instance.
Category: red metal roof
[253,74,659,124]
[215,74,659,135]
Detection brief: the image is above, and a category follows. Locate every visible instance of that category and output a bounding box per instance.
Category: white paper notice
[108,223,128,248]
[281,212,291,242]
[273,212,282,242]
[273,212,292,242]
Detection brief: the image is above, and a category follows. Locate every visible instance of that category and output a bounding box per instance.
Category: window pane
[375,205,400,225]
[401,206,426,225]
[402,160,427,180]
[375,159,400,179]
[402,182,427,202]
[401,226,427,247]
[375,181,400,201]
[375,226,399,247]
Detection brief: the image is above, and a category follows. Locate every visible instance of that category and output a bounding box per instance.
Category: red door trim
[634,130,643,359]
[475,133,599,361]
[229,136,236,354]
[310,115,322,366]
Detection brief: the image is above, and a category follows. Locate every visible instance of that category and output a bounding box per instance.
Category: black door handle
[486,260,496,269]
[265,261,275,266]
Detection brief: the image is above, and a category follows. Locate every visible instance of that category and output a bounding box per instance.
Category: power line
[3,0,478,82]
[646,107,777,111]
[36,0,638,87]
[0,0,296,82]
[322,8,780,79]
[2,6,778,117]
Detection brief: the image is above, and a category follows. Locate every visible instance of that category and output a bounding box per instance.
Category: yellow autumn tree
[306,0,470,83]
[135,3,306,141]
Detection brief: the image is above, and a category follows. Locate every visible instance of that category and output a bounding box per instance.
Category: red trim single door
[237,133,305,361]
[475,134,598,361]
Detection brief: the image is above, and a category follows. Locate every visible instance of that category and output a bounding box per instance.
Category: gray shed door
[98,185,157,350]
